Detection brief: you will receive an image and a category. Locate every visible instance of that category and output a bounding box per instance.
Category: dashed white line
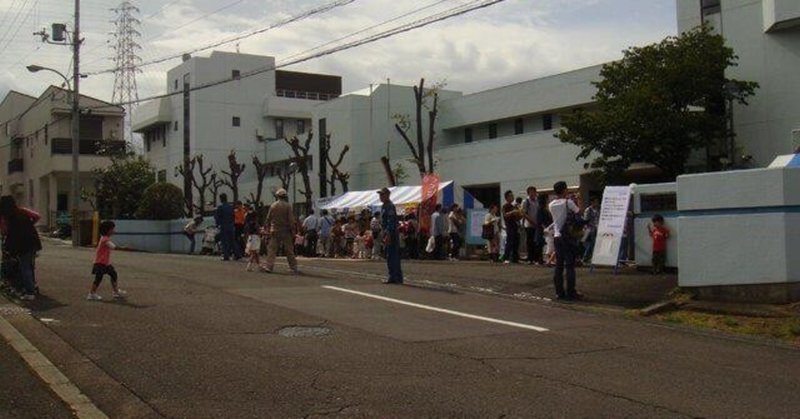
[322,285,549,332]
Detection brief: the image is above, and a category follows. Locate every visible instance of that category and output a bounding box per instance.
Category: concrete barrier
[110,218,212,254]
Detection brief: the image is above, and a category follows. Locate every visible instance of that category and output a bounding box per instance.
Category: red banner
[419,173,440,235]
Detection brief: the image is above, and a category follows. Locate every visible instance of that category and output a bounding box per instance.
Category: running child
[87,221,126,301]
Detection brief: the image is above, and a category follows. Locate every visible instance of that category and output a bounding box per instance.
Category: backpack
[562,202,587,247]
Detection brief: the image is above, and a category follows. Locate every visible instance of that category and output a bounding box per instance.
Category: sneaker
[260,266,272,273]
[86,293,103,301]
[112,290,127,299]
[20,294,35,301]
[503,260,510,265]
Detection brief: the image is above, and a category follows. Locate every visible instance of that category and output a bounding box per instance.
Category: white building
[678,0,800,167]
[0,87,125,229]
[139,0,800,212]
[132,51,341,210]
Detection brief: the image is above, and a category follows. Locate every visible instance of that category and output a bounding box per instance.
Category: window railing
[275,89,339,101]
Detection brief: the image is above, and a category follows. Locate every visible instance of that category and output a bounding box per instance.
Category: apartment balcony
[50,138,127,155]
[131,97,172,133]
[275,89,339,101]
[7,158,23,174]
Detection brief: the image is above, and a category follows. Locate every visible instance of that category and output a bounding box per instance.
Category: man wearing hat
[262,188,298,273]
[378,187,403,284]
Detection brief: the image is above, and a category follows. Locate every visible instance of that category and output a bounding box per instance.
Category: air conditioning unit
[255,128,265,142]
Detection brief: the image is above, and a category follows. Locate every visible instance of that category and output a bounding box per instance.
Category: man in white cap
[378,187,403,284]
[262,188,298,273]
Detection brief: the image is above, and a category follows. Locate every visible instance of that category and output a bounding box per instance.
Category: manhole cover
[0,304,31,316]
[277,326,333,337]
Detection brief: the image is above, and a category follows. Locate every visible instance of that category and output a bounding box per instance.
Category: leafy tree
[85,154,156,219]
[135,182,185,220]
[556,25,758,182]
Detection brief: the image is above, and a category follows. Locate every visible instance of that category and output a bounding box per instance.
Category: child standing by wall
[648,214,670,275]
[87,221,126,301]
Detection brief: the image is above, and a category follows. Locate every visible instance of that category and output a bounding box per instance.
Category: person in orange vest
[234,201,247,255]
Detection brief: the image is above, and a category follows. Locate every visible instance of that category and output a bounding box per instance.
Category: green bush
[135,182,185,220]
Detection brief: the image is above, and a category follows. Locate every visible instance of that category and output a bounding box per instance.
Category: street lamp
[28,63,80,246]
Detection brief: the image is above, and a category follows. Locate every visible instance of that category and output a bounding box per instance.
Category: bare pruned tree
[175,158,197,216]
[192,155,214,215]
[210,173,224,208]
[284,132,314,211]
[220,150,246,202]
[322,133,351,195]
[276,168,291,191]
[393,78,441,179]
[248,155,269,209]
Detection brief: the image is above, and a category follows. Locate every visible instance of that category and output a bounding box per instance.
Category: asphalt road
[2,241,800,418]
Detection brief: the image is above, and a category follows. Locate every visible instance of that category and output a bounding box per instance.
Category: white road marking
[322,286,549,332]
[0,314,108,418]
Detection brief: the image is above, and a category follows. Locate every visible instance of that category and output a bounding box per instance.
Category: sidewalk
[0,300,73,419]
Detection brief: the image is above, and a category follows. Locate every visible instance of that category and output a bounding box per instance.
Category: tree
[192,155,215,215]
[135,182,185,220]
[220,150,246,202]
[283,131,314,211]
[393,78,442,180]
[321,133,350,195]
[249,155,269,208]
[209,173,224,208]
[86,154,156,219]
[175,158,196,216]
[556,25,758,182]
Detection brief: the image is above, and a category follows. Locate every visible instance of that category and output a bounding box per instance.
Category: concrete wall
[676,165,800,291]
[111,218,212,254]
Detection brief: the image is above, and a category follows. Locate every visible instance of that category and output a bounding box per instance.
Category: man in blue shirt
[214,193,242,261]
[378,187,403,284]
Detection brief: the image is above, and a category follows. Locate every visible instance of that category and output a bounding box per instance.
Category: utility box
[51,23,67,42]
[676,155,800,303]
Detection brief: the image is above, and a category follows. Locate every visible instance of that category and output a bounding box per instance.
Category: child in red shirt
[87,221,126,301]
[647,214,670,275]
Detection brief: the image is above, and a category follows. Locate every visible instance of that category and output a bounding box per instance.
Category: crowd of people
[1,176,673,302]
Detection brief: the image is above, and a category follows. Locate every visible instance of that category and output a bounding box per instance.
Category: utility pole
[30,1,82,246]
[71,0,82,247]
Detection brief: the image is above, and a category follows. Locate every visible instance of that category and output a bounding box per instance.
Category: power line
[0,0,34,53]
[281,0,451,63]
[86,0,357,76]
[103,0,507,108]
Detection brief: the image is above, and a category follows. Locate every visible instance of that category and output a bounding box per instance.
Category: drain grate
[277,326,333,337]
[0,304,31,316]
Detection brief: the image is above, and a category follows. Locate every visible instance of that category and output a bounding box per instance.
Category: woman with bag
[483,204,501,263]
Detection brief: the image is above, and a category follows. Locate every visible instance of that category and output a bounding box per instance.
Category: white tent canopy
[317,181,482,212]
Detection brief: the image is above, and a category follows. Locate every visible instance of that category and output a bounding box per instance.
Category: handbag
[425,236,436,253]
[481,223,495,240]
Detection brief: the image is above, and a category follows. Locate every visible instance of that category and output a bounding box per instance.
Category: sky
[0,0,677,104]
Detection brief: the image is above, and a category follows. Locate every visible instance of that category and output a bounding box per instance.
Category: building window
[488,123,498,139]
[232,116,241,127]
[232,69,240,79]
[701,0,720,18]
[464,127,473,143]
[145,137,151,152]
[174,121,178,131]
[174,79,178,90]
[275,118,284,138]
[157,170,167,183]
[543,114,553,131]
[162,126,167,147]
[514,118,524,135]
[297,120,305,134]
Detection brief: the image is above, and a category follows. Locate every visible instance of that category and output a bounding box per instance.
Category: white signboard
[466,208,489,245]
[591,185,632,266]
